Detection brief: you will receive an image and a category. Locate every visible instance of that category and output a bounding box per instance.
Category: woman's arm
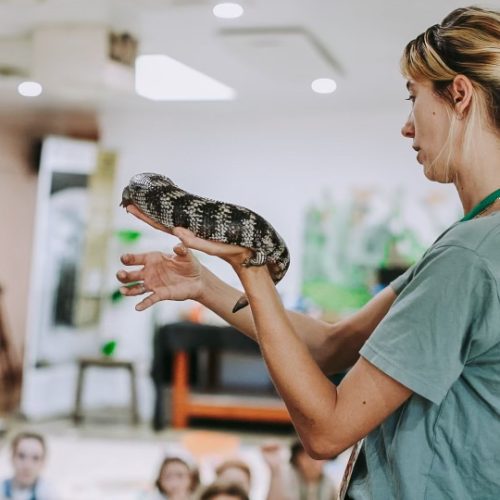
[118,242,397,375]
[163,227,412,458]
[235,265,412,459]
[117,213,411,456]
[198,262,397,374]
[118,204,398,375]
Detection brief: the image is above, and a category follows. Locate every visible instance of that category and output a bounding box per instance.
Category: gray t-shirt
[348,212,500,500]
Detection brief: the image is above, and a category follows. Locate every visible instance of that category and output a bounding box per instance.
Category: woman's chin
[423,163,453,184]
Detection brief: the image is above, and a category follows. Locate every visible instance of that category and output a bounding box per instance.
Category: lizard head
[120,172,176,208]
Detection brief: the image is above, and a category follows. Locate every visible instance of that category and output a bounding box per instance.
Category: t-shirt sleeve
[389,265,415,295]
[360,245,490,404]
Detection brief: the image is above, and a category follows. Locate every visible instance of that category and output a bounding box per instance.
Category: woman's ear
[450,74,473,117]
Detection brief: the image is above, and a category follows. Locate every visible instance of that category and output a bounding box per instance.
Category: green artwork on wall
[300,188,455,316]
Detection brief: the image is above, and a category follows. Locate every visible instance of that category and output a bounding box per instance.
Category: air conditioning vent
[218,26,343,83]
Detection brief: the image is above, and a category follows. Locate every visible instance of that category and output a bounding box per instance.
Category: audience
[214,459,252,494]
[0,431,58,500]
[199,482,249,500]
[0,431,339,500]
[261,440,338,500]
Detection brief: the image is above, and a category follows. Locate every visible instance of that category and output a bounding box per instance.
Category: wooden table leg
[172,351,189,428]
[73,363,85,424]
[129,364,139,425]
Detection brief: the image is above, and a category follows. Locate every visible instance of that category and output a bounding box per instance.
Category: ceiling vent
[217,26,343,83]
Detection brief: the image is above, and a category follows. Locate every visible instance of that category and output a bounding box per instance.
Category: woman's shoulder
[438,212,500,251]
[421,213,500,271]
[409,214,500,295]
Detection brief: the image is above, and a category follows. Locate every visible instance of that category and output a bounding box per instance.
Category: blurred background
[0,0,495,498]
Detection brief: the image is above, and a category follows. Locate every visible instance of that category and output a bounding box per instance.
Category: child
[142,456,199,500]
[1,431,58,500]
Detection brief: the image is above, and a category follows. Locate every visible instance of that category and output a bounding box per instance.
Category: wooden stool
[73,357,139,425]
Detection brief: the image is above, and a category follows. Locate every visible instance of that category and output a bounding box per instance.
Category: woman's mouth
[413,146,422,164]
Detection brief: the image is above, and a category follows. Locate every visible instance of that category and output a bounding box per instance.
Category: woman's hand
[118,204,254,311]
[172,226,254,271]
[116,244,203,311]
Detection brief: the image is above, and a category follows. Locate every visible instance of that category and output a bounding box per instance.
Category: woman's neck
[453,131,500,214]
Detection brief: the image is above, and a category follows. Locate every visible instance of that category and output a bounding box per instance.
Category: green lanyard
[460,188,500,222]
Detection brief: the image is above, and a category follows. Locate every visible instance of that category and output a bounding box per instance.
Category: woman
[117,7,500,499]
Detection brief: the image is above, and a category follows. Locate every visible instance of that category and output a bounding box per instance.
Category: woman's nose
[401,113,415,138]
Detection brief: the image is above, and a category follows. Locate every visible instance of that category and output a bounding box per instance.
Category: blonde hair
[400,6,500,174]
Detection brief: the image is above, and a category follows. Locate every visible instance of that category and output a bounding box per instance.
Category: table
[152,322,291,429]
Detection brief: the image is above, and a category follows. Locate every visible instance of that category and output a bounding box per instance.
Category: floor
[0,411,350,500]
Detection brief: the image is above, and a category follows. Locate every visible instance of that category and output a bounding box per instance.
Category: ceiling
[0,0,497,115]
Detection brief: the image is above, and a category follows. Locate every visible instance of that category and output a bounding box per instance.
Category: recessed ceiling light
[135,54,236,101]
[311,78,337,94]
[213,3,244,19]
[18,81,43,97]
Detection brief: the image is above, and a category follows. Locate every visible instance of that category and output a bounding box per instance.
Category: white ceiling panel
[217,26,343,84]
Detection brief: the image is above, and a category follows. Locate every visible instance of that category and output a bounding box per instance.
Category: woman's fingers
[125,204,172,234]
[173,242,189,258]
[135,293,161,311]
[172,227,202,247]
[172,227,250,259]
[119,281,147,296]
[116,268,143,283]
[120,253,147,266]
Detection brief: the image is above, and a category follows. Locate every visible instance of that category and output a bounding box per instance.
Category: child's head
[215,459,252,493]
[11,432,47,488]
[199,481,249,500]
[156,456,199,498]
